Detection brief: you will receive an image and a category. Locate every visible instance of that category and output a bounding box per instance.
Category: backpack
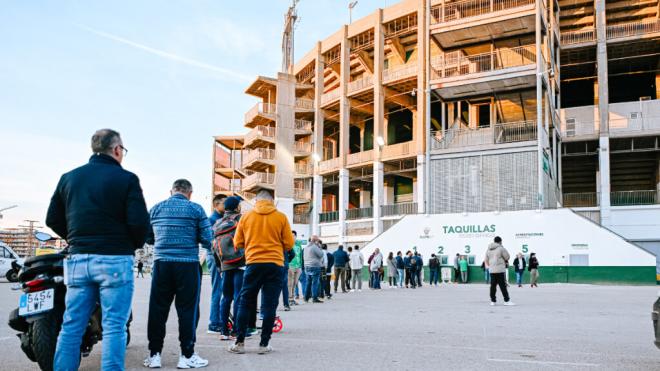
[429,258,438,269]
[212,213,244,265]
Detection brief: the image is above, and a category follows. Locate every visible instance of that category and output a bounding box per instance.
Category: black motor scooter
[7,232,131,371]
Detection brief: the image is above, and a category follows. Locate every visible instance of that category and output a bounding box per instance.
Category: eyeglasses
[118,145,128,157]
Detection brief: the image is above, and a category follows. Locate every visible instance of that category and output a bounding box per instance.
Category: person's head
[171,179,193,199]
[213,194,227,213]
[223,196,241,213]
[406,250,411,256]
[431,253,436,258]
[397,251,402,256]
[310,235,320,245]
[414,251,419,256]
[530,252,536,258]
[292,230,297,239]
[494,236,502,244]
[347,246,353,252]
[517,252,523,258]
[338,245,343,250]
[456,253,459,257]
[354,245,359,251]
[461,255,466,260]
[374,248,380,254]
[321,244,328,250]
[91,129,125,164]
[255,189,274,202]
[388,252,393,259]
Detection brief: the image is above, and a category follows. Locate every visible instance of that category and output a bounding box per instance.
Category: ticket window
[440,255,449,265]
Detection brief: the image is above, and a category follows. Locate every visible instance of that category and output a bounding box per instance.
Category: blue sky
[0,0,387,232]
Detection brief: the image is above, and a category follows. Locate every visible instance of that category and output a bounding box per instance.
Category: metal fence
[431,0,534,24]
[319,211,339,223]
[381,202,418,217]
[611,190,659,206]
[561,28,595,45]
[606,20,660,40]
[431,45,536,79]
[432,120,537,150]
[346,207,373,220]
[562,192,599,207]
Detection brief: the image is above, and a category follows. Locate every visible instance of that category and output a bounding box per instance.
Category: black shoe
[312,299,324,303]
[284,305,291,311]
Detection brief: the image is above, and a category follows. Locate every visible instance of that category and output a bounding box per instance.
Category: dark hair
[213,194,227,204]
[494,236,502,243]
[388,252,394,259]
[456,253,460,256]
[431,254,436,257]
[292,230,297,236]
[172,179,193,193]
[338,245,343,250]
[354,245,359,250]
[91,129,121,154]
[348,246,353,252]
[397,251,402,256]
[321,244,328,250]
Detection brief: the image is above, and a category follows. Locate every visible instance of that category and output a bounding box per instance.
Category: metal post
[535,0,544,210]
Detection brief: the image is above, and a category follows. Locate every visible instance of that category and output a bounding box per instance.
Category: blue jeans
[234,264,283,346]
[429,268,439,285]
[296,269,306,297]
[220,269,244,335]
[206,258,223,331]
[281,265,289,306]
[55,254,133,371]
[397,268,404,286]
[304,266,321,301]
[370,271,381,289]
[515,270,523,285]
[485,268,491,283]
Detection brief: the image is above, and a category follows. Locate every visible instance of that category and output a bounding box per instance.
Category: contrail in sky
[77,24,253,82]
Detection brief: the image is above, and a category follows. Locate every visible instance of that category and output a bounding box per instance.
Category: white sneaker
[490,302,496,306]
[227,342,245,354]
[206,329,221,334]
[144,353,162,368]
[503,301,516,306]
[349,289,355,293]
[177,353,208,369]
[358,289,362,292]
[257,345,273,354]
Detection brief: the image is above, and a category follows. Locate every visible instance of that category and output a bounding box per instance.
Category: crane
[281,0,300,74]
[0,205,17,220]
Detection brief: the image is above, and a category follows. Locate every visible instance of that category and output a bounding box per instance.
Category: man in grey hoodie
[484,236,515,306]
[303,236,324,303]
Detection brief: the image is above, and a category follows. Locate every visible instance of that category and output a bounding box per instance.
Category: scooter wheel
[272,318,283,333]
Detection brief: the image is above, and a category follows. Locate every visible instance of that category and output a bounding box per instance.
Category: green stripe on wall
[374,266,656,285]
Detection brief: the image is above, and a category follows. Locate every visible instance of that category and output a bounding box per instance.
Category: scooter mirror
[34,231,53,242]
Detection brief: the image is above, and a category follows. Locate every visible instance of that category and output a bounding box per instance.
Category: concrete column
[535,0,545,210]
[417,154,426,213]
[360,190,371,208]
[373,161,384,235]
[595,0,611,225]
[338,168,349,245]
[275,72,296,221]
[416,0,427,154]
[312,43,325,235]
[374,10,385,159]
[339,26,351,163]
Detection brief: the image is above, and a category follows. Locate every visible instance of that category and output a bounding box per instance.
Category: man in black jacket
[47,129,150,371]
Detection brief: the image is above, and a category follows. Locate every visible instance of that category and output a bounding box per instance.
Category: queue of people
[45,128,542,370]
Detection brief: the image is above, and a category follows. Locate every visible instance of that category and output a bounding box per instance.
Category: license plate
[18,289,54,316]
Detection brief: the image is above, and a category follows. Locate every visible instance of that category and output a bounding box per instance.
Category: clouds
[77,24,253,82]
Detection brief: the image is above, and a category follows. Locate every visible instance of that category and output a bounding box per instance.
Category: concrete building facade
[213,0,660,281]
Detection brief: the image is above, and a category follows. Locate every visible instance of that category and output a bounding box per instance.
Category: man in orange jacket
[227,189,294,355]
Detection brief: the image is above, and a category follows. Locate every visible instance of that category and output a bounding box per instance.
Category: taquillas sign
[442,224,496,234]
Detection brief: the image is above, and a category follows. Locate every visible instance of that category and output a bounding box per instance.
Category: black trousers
[489,272,510,303]
[148,261,200,358]
[235,264,282,346]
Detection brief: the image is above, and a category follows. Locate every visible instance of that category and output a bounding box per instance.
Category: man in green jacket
[287,231,303,306]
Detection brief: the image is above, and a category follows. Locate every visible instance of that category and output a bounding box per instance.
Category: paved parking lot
[1,277,659,370]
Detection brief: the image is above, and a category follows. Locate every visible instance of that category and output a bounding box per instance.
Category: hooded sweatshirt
[484,242,510,274]
[233,199,294,266]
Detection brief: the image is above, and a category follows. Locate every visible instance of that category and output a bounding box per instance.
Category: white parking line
[487,358,599,367]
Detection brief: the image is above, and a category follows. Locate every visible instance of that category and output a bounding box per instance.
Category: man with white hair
[228,190,294,355]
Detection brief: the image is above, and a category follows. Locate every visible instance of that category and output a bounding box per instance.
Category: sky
[0,0,389,234]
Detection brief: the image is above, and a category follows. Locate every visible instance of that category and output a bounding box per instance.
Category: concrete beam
[356,50,374,75]
[388,37,407,64]
[383,86,416,111]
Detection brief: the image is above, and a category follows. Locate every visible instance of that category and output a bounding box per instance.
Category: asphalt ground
[1,276,659,371]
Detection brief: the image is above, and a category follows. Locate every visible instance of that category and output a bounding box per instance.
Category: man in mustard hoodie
[228,190,295,355]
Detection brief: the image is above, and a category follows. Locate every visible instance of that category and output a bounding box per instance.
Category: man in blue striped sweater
[144,179,213,369]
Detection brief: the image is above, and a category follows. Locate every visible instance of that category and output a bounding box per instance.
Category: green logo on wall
[442,224,496,234]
